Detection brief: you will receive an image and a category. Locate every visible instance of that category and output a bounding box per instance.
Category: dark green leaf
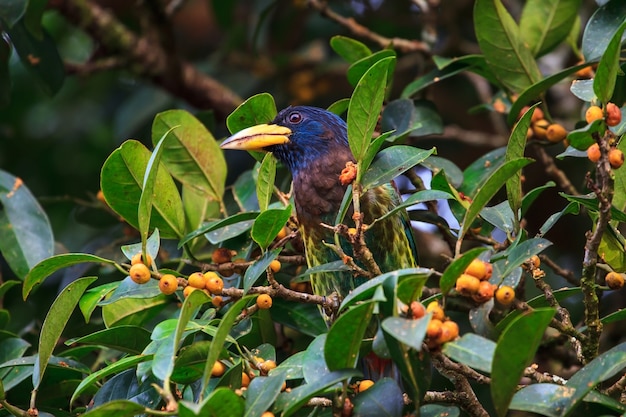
[330,35,372,63]
[420,404,461,417]
[97,277,162,305]
[460,147,507,196]
[180,211,259,247]
[382,315,429,351]
[440,247,489,295]
[582,0,626,62]
[0,0,27,27]
[352,378,404,417]
[361,146,435,191]
[0,37,11,108]
[348,56,395,162]
[100,140,185,238]
[481,201,516,234]
[560,193,626,223]
[226,93,277,134]
[102,295,168,328]
[244,373,287,417]
[519,0,581,57]
[474,0,541,93]
[251,206,291,249]
[66,326,151,355]
[491,308,555,417]
[256,153,276,212]
[243,248,281,293]
[539,201,579,235]
[381,99,443,142]
[371,190,453,226]
[594,21,626,104]
[270,299,327,337]
[180,388,245,417]
[0,169,53,279]
[510,383,573,417]
[421,156,464,188]
[325,301,375,370]
[442,333,495,373]
[34,277,98,389]
[81,400,147,417]
[347,49,396,87]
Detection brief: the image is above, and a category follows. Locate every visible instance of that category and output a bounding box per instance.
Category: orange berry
[256,294,273,309]
[587,143,601,163]
[204,272,224,294]
[241,372,251,388]
[532,119,550,140]
[212,248,234,264]
[183,285,198,298]
[260,360,277,373]
[276,227,288,240]
[426,318,443,339]
[606,102,622,127]
[606,271,625,290]
[409,301,426,319]
[131,252,153,267]
[261,412,274,417]
[211,295,223,307]
[455,274,481,296]
[289,281,308,292]
[269,260,281,273]
[129,263,151,284]
[188,272,207,289]
[530,255,541,268]
[546,124,567,143]
[609,149,624,169]
[211,361,226,377]
[426,301,445,321]
[159,274,178,295]
[495,285,516,306]
[436,320,460,344]
[358,379,375,392]
[472,281,496,303]
[465,259,487,280]
[484,262,493,279]
[586,105,604,124]
[531,107,544,123]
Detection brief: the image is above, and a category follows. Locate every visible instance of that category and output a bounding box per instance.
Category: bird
[220,106,418,320]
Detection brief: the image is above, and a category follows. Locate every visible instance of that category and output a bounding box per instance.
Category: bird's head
[220,106,349,175]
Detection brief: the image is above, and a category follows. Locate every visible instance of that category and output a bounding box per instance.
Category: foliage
[1,1,626,416]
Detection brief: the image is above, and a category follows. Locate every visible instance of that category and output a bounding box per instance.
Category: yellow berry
[426,301,445,321]
[261,412,274,417]
[495,286,515,306]
[606,102,622,127]
[188,272,206,289]
[204,272,224,294]
[211,295,223,307]
[436,320,459,344]
[241,372,251,388]
[158,274,178,295]
[529,255,541,268]
[532,119,550,140]
[276,227,288,240]
[465,259,487,280]
[260,360,277,373]
[455,274,481,296]
[129,263,151,284]
[546,124,567,143]
[131,252,153,267]
[587,143,601,163]
[256,294,273,309]
[586,105,604,124]
[211,361,226,377]
[269,260,281,273]
[606,271,625,290]
[358,379,375,392]
[426,318,443,339]
[183,285,198,298]
[609,149,624,169]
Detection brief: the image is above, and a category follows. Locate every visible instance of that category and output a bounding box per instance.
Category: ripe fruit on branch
[256,294,273,309]
[269,260,281,273]
[426,301,445,321]
[609,149,624,169]
[358,380,375,392]
[188,272,207,289]
[585,105,604,124]
[606,271,625,290]
[495,285,515,306]
[212,248,234,264]
[587,143,601,163]
[465,259,488,280]
[131,252,152,267]
[409,301,425,319]
[129,263,151,284]
[546,124,567,143]
[159,274,178,295]
[211,361,226,377]
[204,272,224,294]
[606,102,622,127]
[456,273,481,296]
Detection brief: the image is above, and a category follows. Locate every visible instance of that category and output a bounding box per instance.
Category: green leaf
[251,206,292,250]
[593,21,626,104]
[0,169,53,279]
[0,0,27,27]
[460,158,534,238]
[5,20,65,95]
[256,153,276,212]
[244,373,287,417]
[179,211,259,247]
[491,307,555,417]
[582,0,626,62]
[474,0,541,93]
[519,0,581,57]
[347,49,396,87]
[0,38,11,108]
[226,93,277,134]
[202,296,253,395]
[381,99,443,142]
[180,388,245,417]
[560,193,626,223]
[152,109,227,203]
[243,248,281,293]
[270,299,327,337]
[274,369,361,417]
[361,146,435,191]
[352,378,404,417]
[439,247,489,295]
[566,118,605,150]
[80,400,146,417]
[153,289,209,381]
[23,0,47,38]
[442,333,495,373]
[348,56,395,162]
[506,104,538,226]
[510,383,573,417]
[325,301,375,370]
[66,326,151,355]
[570,78,595,102]
[327,98,350,116]
[69,354,152,406]
[370,190,453,226]
[382,315,430,351]
[102,295,168,328]
[481,201,516,234]
[23,253,115,300]
[330,36,372,63]
[420,404,461,417]
[33,277,98,390]
[100,140,185,238]
[613,138,626,212]
[460,147,507,197]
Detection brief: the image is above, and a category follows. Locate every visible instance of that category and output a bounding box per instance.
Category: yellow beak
[220,124,292,151]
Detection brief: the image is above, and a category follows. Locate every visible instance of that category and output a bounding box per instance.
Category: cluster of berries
[585,103,624,168]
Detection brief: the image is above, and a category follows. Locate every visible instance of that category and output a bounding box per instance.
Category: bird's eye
[288,112,302,124]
